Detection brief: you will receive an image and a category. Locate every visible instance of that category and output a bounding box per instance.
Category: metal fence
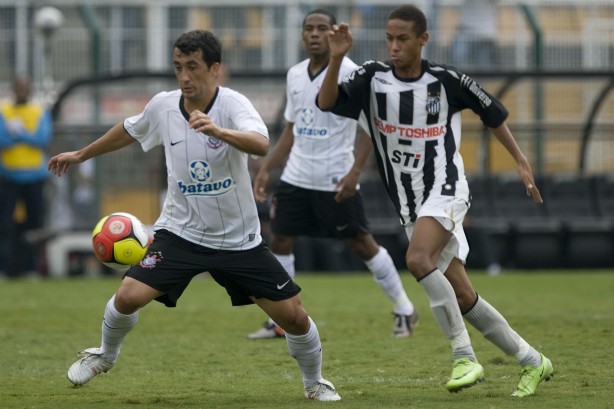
[1,0,614,91]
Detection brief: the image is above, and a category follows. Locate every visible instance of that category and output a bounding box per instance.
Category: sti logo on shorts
[177,160,234,197]
[296,107,328,139]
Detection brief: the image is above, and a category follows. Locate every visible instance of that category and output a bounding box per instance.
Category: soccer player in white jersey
[317,5,553,398]
[48,30,340,402]
[248,9,418,340]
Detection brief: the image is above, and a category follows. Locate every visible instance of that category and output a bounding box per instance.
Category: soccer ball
[92,212,149,270]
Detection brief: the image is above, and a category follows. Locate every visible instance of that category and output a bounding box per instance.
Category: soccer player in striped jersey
[48,30,340,401]
[317,4,553,398]
[248,9,418,340]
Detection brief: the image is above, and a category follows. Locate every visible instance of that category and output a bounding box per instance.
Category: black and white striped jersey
[322,59,508,225]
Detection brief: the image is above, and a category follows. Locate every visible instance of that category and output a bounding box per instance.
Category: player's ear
[420,31,429,46]
[210,62,221,75]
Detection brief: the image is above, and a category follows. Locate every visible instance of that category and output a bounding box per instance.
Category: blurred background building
[0,0,613,274]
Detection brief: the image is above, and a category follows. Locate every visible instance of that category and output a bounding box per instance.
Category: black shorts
[270,181,370,239]
[125,230,301,307]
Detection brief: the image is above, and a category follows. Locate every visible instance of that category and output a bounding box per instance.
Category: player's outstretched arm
[318,23,353,111]
[490,122,543,203]
[48,122,135,177]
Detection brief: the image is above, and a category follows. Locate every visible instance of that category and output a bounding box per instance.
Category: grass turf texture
[1,271,613,408]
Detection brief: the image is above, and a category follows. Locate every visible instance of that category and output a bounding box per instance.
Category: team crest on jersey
[207,136,224,149]
[296,108,328,139]
[301,108,315,126]
[426,95,441,115]
[177,160,235,197]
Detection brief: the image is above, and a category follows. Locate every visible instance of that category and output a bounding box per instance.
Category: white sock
[266,253,297,327]
[419,269,476,361]
[464,296,541,367]
[364,246,414,315]
[273,253,296,279]
[101,295,138,362]
[285,316,322,389]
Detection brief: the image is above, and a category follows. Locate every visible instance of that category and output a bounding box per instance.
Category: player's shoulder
[146,89,181,111]
[358,60,393,77]
[216,86,257,111]
[424,60,464,81]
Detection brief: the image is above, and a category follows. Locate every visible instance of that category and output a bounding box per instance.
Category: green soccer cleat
[445,358,484,392]
[511,353,554,397]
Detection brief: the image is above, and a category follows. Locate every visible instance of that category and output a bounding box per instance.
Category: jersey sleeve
[317,61,375,121]
[225,92,269,138]
[443,70,508,128]
[123,95,162,152]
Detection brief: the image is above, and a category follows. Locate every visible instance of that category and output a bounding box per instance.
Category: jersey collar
[179,86,220,121]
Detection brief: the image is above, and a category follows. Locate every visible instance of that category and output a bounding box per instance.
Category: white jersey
[124,87,268,250]
[325,59,508,225]
[281,57,359,191]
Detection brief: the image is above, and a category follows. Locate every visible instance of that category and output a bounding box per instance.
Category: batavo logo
[177,160,234,197]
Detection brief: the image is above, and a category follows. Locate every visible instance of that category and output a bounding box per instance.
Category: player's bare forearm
[253,123,294,201]
[318,24,352,110]
[48,122,134,176]
[262,123,294,172]
[490,122,543,203]
[188,110,268,156]
[351,130,372,176]
[216,129,269,156]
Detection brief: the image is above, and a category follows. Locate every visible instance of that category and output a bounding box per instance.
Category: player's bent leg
[442,258,477,313]
[252,295,309,335]
[68,279,160,386]
[253,297,340,401]
[115,276,164,314]
[247,234,297,339]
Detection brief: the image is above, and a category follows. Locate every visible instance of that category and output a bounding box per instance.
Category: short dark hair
[388,5,427,36]
[303,9,336,27]
[173,30,222,68]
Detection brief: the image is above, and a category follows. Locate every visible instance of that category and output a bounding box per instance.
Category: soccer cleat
[511,353,554,397]
[304,378,341,401]
[67,347,115,386]
[392,311,419,337]
[445,358,484,392]
[247,321,285,339]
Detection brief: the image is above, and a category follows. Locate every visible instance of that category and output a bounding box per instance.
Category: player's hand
[517,160,543,203]
[327,23,353,59]
[189,110,221,137]
[334,171,358,203]
[48,151,81,176]
[253,170,270,203]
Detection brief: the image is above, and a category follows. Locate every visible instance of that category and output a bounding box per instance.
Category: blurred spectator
[452,0,499,69]
[0,75,53,278]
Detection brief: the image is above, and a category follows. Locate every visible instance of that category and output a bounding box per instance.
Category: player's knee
[406,251,434,278]
[277,309,310,335]
[114,286,145,314]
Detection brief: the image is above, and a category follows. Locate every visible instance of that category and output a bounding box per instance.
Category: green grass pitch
[1,270,613,408]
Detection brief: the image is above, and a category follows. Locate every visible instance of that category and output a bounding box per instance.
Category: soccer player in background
[317,4,553,397]
[248,9,418,340]
[48,29,340,401]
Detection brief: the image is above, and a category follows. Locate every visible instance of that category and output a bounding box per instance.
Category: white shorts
[404,194,470,273]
